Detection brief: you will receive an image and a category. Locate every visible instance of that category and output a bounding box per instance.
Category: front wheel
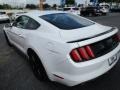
[28,52,49,81]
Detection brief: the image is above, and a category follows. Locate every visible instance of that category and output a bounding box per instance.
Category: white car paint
[100,6,109,14]
[11,12,27,20]
[4,11,120,86]
[63,7,80,15]
[0,12,9,21]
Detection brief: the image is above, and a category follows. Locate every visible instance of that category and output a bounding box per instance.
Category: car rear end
[64,7,80,15]
[81,7,95,16]
[71,7,80,15]
[81,7,102,16]
[53,27,120,86]
[40,13,120,86]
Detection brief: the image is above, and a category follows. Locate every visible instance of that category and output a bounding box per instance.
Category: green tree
[52,4,57,9]
[0,5,4,9]
[43,3,51,9]
[26,4,37,9]
[66,0,75,5]
[0,4,12,9]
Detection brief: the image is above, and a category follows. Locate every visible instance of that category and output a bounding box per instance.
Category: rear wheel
[4,31,12,47]
[28,51,48,81]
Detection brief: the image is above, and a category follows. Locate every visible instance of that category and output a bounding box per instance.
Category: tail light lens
[70,32,120,63]
[85,46,95,58]
[70,45,95,62]
[114,32,120,42]
[78,47,90,60]
[70,49,82,62]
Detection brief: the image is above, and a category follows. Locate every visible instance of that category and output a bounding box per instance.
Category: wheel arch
[27,48,49,80]
[27,48,42,63]
[27,47,53,80]
[27,48,48,73]
[27,48,35,56]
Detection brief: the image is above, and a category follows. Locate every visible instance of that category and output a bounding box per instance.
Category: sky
[28,0,90,5]
[0,0,90,6]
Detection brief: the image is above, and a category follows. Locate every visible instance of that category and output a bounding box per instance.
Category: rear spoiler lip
[67,27,116,43]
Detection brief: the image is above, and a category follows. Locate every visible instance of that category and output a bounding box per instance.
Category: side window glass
[26,18,40,30]
[13,16,29,29]
[12,17,22,27]
[21,16,29,29]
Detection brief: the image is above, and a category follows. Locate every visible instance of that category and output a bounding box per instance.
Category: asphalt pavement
[0,13,120,90]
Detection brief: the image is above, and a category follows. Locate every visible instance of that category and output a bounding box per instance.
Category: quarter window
[26,18,40,30]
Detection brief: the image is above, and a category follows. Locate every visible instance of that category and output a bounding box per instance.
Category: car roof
[24,10,66,17]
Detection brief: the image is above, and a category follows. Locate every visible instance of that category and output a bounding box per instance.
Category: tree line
[0,4,12,9]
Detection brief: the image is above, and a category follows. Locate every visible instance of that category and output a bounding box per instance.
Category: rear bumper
[51,44,120,86]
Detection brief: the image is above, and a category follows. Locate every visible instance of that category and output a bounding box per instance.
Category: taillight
[70,45,95,62]
[78,47,90,60]
[70,49,82,62]
[114,32,120,42]
[85,46,95,58]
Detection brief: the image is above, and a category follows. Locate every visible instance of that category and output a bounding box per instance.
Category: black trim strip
[67,27,116,43]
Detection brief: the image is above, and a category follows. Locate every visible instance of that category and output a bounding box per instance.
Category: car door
[9,16,30,53]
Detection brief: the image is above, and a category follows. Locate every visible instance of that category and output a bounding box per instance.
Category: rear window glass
[0,12,6,15]
[40,13,94,30]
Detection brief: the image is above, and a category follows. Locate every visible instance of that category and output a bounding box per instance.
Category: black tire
[28,51,48,81]
[4,31,12,47]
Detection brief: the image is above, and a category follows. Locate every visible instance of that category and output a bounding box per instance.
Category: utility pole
[40,0,44,10]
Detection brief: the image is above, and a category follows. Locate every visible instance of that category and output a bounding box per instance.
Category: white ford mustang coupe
[4,11,120,86]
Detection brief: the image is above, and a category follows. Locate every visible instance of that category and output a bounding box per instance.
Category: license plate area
[108,54,117,66]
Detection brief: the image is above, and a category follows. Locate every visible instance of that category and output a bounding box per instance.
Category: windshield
[40,13,94,30]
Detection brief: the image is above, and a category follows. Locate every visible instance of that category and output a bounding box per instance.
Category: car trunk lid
[60,24,113,43]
